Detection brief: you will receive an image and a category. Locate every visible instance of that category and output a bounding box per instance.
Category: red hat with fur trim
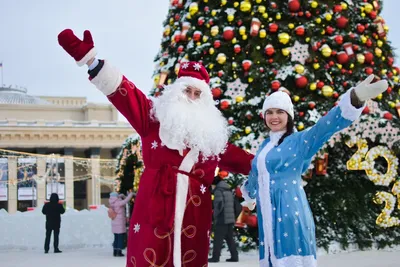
[178,62,210,84]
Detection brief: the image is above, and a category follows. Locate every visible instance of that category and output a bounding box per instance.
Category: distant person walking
[42,193,65,253]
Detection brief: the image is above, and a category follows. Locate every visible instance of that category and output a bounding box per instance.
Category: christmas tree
[151,0,400,250]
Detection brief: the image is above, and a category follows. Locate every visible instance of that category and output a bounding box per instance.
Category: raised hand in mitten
[58,29,97,66]
[354,74,388,102]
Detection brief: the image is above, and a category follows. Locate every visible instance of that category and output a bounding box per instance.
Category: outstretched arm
[218,143,254,175]
[58,29,151,136]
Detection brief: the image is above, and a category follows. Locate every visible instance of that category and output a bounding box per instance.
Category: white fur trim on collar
[174,76,212,98]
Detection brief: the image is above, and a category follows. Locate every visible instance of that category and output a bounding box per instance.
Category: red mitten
[58,29,97,66]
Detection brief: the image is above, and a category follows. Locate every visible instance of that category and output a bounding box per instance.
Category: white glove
[354,74,388,102]
[241,200,256,211]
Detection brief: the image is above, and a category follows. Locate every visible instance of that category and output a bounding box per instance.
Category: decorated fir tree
[151,0,400,250]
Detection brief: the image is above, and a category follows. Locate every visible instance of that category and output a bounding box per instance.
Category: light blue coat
[243,90,363,267]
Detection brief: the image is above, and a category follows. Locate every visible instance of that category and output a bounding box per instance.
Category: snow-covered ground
[1,247,400,267]
[1,207,400,266]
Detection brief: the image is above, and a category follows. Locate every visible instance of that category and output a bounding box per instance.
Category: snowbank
[0,206,113,250]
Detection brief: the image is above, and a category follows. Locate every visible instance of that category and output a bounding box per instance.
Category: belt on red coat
[149,164,204,232]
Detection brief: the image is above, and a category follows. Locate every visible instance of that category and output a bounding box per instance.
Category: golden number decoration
[373,192,400,228]
[347,137,400,228]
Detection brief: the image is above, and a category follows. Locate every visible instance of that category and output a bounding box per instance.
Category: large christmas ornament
[223,27,235,40]
[337,52,349,64]
[211,26,219,36]
[336,16,348,28]
[295,75,308,88]
[269,23,279,33]
[240,1,252,12]
[189,3,199,16]
[321,44,332,57]
[322,85,334,97]
[217,53,227,64]
[242,60,252,71]
[265,44,275,56]
[288,0,301,12]
[278,32,290,44]
[211,87,222,98]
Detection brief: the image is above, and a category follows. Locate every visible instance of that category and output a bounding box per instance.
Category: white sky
[0,0,399,105]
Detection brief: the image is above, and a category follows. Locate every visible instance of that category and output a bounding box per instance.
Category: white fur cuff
[338,88,365,121]
[90,60,123,96]
[76,48,97,67]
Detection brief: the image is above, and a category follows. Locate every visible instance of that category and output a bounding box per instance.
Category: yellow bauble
[276,13,282,20]
[336,64,342,69]
[167,78,172,84]
[209,48,215,55]
[361,13,366,17]
[211,10,217,16]
[282,48,290,56]
[321,29,326,35]
[381,56,385,61]
[241,236,248,242]
[288,23,295,29]
[376,93,383,100]
[364,3,373,13]
[259,29,267,38]
[263,13,269,19]
[258,5,266,13]
[350,63,354,69]
[232,62,238,68]
[242,34,248,40]
[377,40,383,47]
[256,0,262,3]
[394,76,399,83]
[388,101,395,108]
[316,18,322,24]
[208,63,214,69]
[189,3,199,16]
[322,85,334,97]
[311,1,318,8]
[306,37,310,42]
[153,74,160,84]
[325,13,332,21]
[393,69,398,75]
[313,63,320,69]
[293,95,300,102]
[204,0,208,2]
[232,38,237,44]
[384,25,389,32]
[297,122,304,131]
[239,26,246,35]
[227,14,234,22]
[375,48,382,57]
[217,53,227,64]
[341,2,348,10]
[321,45,332,57]
[381,69,387,75]
[211,26,219,36]
[240,1,251,12]
[196,42,201,46]
[310,83,317,91]
[248,77,254,83]
[164,26,171,36]
[234,2,239,7]
[279,32,290,44]
[295,64,305,74]
[245,126,252,134]
[236,96,244,103]
[357,54,365,64]
[221,0,227,6]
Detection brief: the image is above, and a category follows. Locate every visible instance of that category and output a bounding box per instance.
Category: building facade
[0,86,134,213]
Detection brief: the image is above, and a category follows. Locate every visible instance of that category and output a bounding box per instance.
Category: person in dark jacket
[209,177,239,263]
[42,193,65,253]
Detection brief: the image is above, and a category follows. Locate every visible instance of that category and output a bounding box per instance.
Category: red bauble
[335,35,343,45]
[326,26,334,35]
[295,76,308,88]
[177,45,184,53]
[388,57,394,66]
[259,67,265,73]
[198,17,205,26]
[174,14,180,21]
[299,111,304,117]
[237,20,243,26]
[336,16,348,28]
[308,101,316,109]
[357,24,365,33]
[208,18,214,26]
[353,45,359,51]
[369,10,377,19]
[214,40,221,49]
[211,87,222,98]
[317,81,324,89]
[383,112,393,120]
[204,6,210,12]
[242,60,252,71]
[295,26,305,36]
[366,39,372,47]
[235,186,242,198]
[362,106,370,114]
[337,52,349,64]
[246,215,258,228]
[193,31,202,42]
[234,44,241,54]
[269,23,279,33]
[333,4,342,13]
[387,87,392,94]
[271,2,277,9]
[329,61,335,67]
[305,11,312,18]
[365,67,374,75]
[265,45,275,56]
[223,28,234,41]
[271,80,281,91]
[228,117,234,125]
[174,34,181,43]
[219,170,229,178]
[333,92,339,98]
[218,70,224,77]
[220,100,230,110]
[364,52,373,63]
[288,0,301,12]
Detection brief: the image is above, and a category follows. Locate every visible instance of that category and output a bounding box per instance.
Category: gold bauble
[232,38,237,44]
[364,3,373,13]
[325,13,332,21]
[221,0,227,6]
[256,0,262,3]
[316,18,322,24]
[357,54,365,64]
[311,1,318,8]
[153,74,160,83]
[227,14,235,22]
[278,32,290,44]
[232,62,238,68]
[350,63,354,69]
[288,23,295,29]
[388,101,396,108]
[234,2,239,7]
[394,76,399,83]
[209,47,215,55]
[211,10,217,16]
[259,29,267,38]
[381,69,387,75]
[236,96,244,103]
[240,1,251,12]
[297,122,304,131]
[282,48,290,56]
[321,45,332,57]
[164,26,171,36]
[242,34,248,40]
[263,13,268,19]
[310,83,317,91]
[341,2,348,10]
[306,37,310,42]
[258,5,266,13]
[208,63,214,69]
[217,53,227,64]
[248,77,254,83]
[376,93,383,100]
[204,0,208,2]
[276,13,281,20]
[245,126,252,134]
[211,26,219,36]
[377,40,383,47]
[337,64,342,69]
[239,26,246,35]
[361,35,367,43]
[293,95,300,102]
[322,85,334,97]
[189,3,199,16]
[313,63,320,69]
[375,47,382,57]
[384,25,389,32]
[295,64,305,74]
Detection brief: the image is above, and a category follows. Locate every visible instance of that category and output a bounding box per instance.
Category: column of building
[64,148,74,209]
[86,147,101,207]
[7,156,17,213]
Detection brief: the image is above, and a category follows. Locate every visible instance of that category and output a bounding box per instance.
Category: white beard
[151,80,229,161]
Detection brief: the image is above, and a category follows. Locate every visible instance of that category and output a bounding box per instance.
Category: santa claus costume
[58,29,254,267]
